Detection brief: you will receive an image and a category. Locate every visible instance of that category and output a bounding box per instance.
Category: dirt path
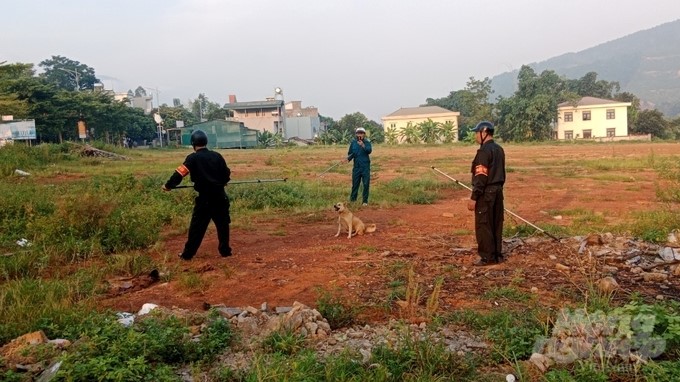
[102,142,680,317]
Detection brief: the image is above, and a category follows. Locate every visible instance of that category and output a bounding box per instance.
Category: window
[564,112,573,122]
[390,123,396,128]
[606,128,616,137]
[564,130,573,140]
[606,109,615,119]
[582,111,591,121]
[583,129,592,139]
[255,110,261,117]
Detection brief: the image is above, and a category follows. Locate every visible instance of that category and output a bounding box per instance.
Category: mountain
[490,19,680,117]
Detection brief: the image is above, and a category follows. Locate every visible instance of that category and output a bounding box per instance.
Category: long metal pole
[317,161,342,177]
[431,166,560,241]
[172,178,287,189]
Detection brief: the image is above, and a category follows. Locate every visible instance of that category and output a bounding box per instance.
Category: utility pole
[144,86,163,147]
[57,67,80,91]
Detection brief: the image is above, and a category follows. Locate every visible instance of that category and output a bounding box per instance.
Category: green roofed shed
[180,120,258,149]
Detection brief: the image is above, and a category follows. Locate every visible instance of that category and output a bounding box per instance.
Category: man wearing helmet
[163,129,232,260]
[467,121,506,266]
[346,127,373,206]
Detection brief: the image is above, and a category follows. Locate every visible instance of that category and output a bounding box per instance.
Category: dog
[334,202,376,239]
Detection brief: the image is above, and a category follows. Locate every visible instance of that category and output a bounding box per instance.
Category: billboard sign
[77,120,87,139]
[0,119,36,140]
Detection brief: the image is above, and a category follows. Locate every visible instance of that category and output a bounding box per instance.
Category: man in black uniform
[467,121,506,266]
[162,130,232,260]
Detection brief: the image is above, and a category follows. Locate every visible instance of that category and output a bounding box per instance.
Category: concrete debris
[137,303,159,316]
[116,312,135,327]
[14,169,31,176]
[16,238,31,247]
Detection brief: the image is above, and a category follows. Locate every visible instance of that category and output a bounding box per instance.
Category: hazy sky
[2,0,679,122]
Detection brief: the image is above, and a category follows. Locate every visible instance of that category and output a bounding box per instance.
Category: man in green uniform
[346,127,372,206]
[162,130,232,260]
[467,121,506,266]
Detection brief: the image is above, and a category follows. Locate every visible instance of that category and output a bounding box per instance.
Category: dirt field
[102,142,680,319]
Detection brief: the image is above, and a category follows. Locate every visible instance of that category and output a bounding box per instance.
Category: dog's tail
[366,224,377,233]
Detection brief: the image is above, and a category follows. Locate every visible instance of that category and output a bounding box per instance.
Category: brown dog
[334,202,376,239]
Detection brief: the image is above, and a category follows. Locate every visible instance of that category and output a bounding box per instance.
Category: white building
[555,97,631,140]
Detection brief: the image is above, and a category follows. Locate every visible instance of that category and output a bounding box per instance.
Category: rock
[0,331,49,366]
[585,234,604,246]
[659,247,679,262]
[442,212,455,218]
[626,256,641,265]
[215,307,243,318]
[529,352,552,372]
[261,302,268,312]
[602,233,614,244]
[631,267,644,274]
[116,312,135,327]
[673,266,680,277]
[36,360,62,382]
[596,277,619,293]
[642,272,668,283]
[531,287,539,293]
[137,303,159,316]
[15,169,31,176]
[549,255,557,261]
[47,339,71,349]
[602,265,619,274]
[668,231,678,244]
[16,238,31,247]
[275,306,293,314]
[553,215,563,220]
[555,263,570,272]
[656,295,665,301]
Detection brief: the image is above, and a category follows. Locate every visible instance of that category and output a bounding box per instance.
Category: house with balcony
[555,97,631,140]
[381,106,460,143]
[223,95,285,136]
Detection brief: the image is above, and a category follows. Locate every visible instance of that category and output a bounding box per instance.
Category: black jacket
[470,140,505,201]
[165,148,230,196]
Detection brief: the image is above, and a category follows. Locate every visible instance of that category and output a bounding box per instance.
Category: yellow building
[381,106,460,143]
[556,97,631,140]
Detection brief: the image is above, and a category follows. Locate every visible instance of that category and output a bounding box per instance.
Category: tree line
[425,67,680,142]
[0,56,226,145]
[2,56,678,146]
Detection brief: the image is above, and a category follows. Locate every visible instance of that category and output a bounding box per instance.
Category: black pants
[474,186,504,262]
[182,194,231,259]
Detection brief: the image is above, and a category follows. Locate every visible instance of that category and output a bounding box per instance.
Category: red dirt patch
[101,143,680,317]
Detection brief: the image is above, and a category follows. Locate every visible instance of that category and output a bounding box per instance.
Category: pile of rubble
[1,301,488,379]
[80,145,129,160]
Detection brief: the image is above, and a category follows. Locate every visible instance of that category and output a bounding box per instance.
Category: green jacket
[347,138,372,168]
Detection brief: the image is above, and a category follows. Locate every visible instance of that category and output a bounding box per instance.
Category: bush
[316,288,358,329]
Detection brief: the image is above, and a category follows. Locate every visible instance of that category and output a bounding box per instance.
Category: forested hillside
[491,19,680,117]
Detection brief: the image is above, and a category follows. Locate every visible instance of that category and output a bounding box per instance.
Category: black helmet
[472,121,494,134]
[190,130,208,147]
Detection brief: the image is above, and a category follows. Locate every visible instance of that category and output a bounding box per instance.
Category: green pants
[350,165,370,204]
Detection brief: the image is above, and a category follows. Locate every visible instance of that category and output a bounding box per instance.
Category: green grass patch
[482,286,532,303]
[443,307,546,362]
[626,209,680,243]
